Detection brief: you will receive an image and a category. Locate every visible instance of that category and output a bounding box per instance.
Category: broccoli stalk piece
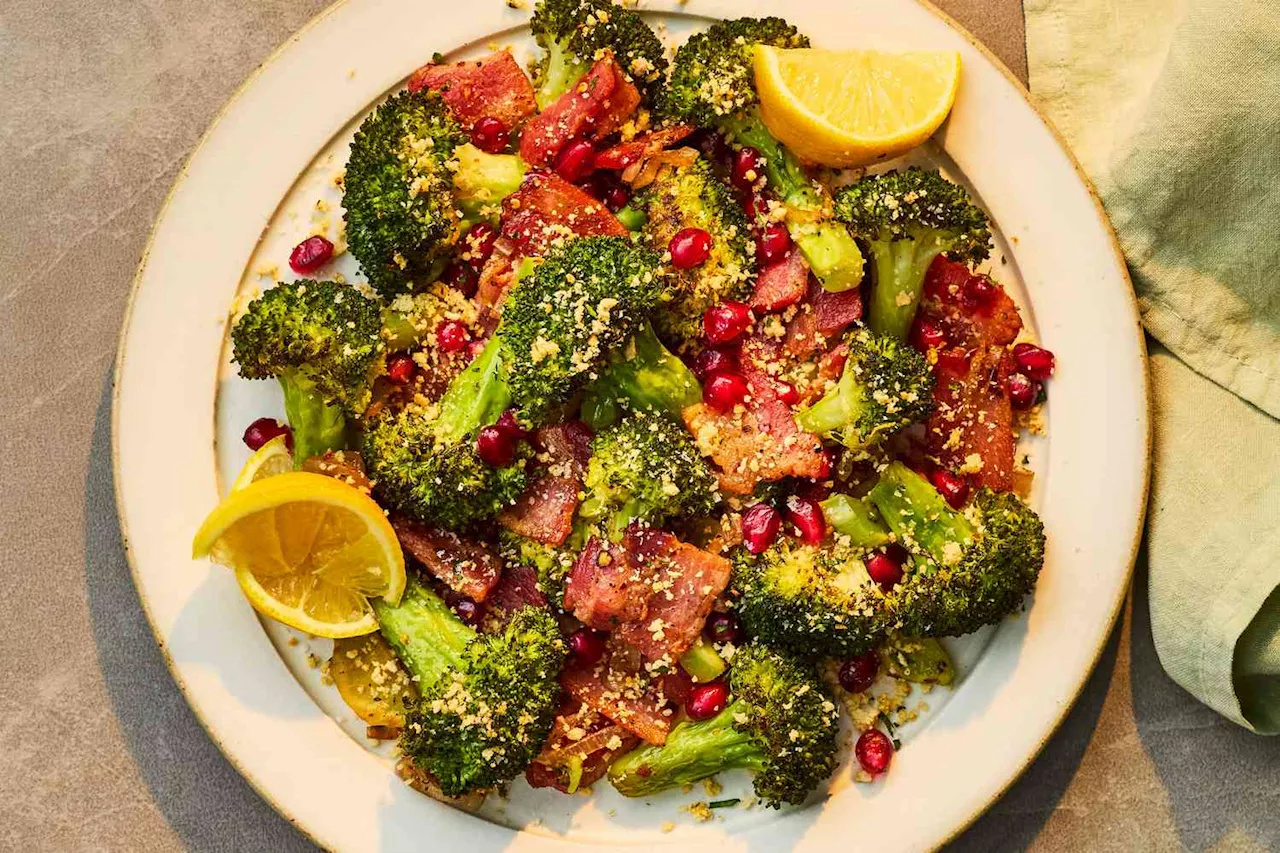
[529,0,667,107]
[344,89,526,297]
[834,167,992,340]
[374,579,566,797]
[819,493,892,550]
[659,17,864,292]
[796,327,935,450]
[578,410,719,540]
[230,279,384,463]
[608,644,839,806]
[580,321,702,430]
[866,462,1044,638]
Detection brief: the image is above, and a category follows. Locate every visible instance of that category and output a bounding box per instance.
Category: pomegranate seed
[838,652,879,693]
[603,183,630,212]
[686,681,729,721]
[476,425,516,467]
[732,146,765,192]
[1012,342,1055,380]
[242,417,292,451]
[445,590,484,626]
[1008,372,1041,410]
[776,380,800,405]
[797,479,832,502]
[470,116,509,153]
[493,409,529,440]
[755,223,792,265]
[691,347,738,382]
[962,275,996,307]
[555,139,596,183]
[670,227,714,269]
[813,448,835,481]
[742,191,769,222]
[385,353,416,385]
[864,549,904,590]
[912,319,948,352]
[785,494,826,543]
[703,372,749,412]
[436,320,470,353]
[463,222,498,266]
[740,503,782,554]
[856,728,894,774]
[930,469,970,509]
[568,627,607,665]
[441,260,478,297]
[702,301,751,344]
[689,128,728,163]
[704,611,746,645]
[288,235,334,274]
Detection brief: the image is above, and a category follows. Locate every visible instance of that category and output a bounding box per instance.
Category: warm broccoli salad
[219,2,1057,813]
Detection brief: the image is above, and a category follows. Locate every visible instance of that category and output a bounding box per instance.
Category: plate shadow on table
[85,376,316,852]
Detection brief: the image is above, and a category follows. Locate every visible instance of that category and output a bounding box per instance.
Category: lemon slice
[192,472,405,638]
[754,47,961,168]
[230,434,294,492]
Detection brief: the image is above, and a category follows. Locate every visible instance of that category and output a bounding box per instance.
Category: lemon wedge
[192,471,405,638]
[754,46,961,167]
[230,434,294,492]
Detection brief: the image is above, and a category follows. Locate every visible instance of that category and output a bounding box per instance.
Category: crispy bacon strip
[519,55,641,167]
[500,171,627,256]
[407,50,537,130]
[594,124,696,170]
[390,515,502,603]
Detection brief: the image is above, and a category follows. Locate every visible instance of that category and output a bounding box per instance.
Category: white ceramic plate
[113,1,1149,850]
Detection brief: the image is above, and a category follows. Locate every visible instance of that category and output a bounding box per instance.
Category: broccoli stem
[719,110,863,293]
[373,579,474,689]
[866,234,948,340]
[278,371,347,465]
[820,494,892,550]
[451,143,527,221]
[868,462,975,562]
[432,335,512,443]
[535,41,589,108]
[608,700,765,797]
[678,638,727,683]
[796,367,869,441]
[615,204,648,232]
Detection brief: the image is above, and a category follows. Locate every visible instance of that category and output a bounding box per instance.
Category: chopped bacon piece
[301,449,372,492]
[561,645,672,745]
[482,562,549,633]
[498,475,579,545]
[390,515,502,602]
[750,250,809,313]
[784,279,864,358]
[500,170,627,256]
[684,398,827,495]
[563,537,649,630]
[407,50,537,131]
[926,345,1016,491]
[519,55,641,167]
[535,421,594,477]
[919,256,1022,349]
[594,124,696,170]
[526,698,640,792]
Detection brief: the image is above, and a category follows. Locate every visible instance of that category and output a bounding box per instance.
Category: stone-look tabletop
[1,1,1275,850]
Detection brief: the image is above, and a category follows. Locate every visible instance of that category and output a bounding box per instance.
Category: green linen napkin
[1025,0,1280,733]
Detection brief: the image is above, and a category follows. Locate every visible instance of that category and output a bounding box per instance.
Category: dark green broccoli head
[834,167,992,264]
[635,159,755,345]
[579,410,720,539]
[499,236,665,422]
[796,327,935,450]
[658,17,809,124]
[530,0,667,106]
[362,401,529,530]
[732,539,891,659]
[231,279,384,413]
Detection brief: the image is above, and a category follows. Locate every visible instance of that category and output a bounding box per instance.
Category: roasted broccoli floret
[796,327,935,451]
[529,0,667,107]
[659,17,864,293]
[230,279,383,462]
[578,410,719,540]
[608,644,839,806]
[374,580,565,797]
[498,526,583,608]
[344,89,526,297]
[631,159,755,346]
[867,461,1044,638]
[580,321,702,430]
[834,167,992,340]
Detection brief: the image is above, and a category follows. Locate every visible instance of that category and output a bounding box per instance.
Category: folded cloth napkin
[1025,0,1280,733]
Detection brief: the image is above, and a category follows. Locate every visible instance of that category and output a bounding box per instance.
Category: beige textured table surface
[2,1,1277,850]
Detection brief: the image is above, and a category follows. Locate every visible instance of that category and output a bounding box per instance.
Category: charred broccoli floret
[344,89,526,297]
[834,167,992,339]
[230,279,383,462]
[580,321,702,430]
[497,525,585,608]
[608,644,840,806]
[529,0,667,107]
[578,410,719,540]
[797,327,935,451]
[659,18,864,293]
[375,580,565,797]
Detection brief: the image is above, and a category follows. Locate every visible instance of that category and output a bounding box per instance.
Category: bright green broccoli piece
[529,0,667,107]
[797,327,935,450]
[834,167,992,339]
[230,279,383,462]
[578,410,719,540]
[867,461,1044,638]
[375,580,566,797]
[819,493,893,550]
[659,17,864,293]
[580,321,701,430]
[879,636,955,686]
[344,89,525,298]
[608,644,839,806]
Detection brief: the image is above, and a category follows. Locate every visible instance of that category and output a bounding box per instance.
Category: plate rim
[110,0,1151,849]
